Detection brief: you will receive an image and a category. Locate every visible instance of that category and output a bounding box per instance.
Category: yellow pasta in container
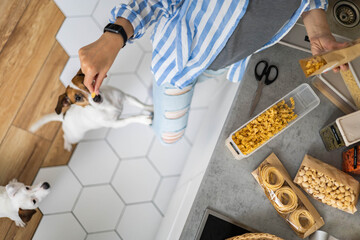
[232,99,297,155]
[226,84,320,160]
[340,68,360,109]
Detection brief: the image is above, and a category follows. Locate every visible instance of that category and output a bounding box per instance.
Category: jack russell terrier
[0,179,50,227]
[30,69,153,151]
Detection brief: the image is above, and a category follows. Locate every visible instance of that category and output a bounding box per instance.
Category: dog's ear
[6,180,22,198]
[19,209,37,223]
[72,72,88,92]
[77,68,84,75]
[55,93,70,115]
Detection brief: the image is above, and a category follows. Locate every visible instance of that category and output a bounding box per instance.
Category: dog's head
[5,179,51,210]
[55,69,102,114]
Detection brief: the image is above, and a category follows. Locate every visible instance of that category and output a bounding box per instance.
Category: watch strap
[104,23,128,47]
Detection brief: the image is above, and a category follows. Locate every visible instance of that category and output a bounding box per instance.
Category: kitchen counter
[180,44,360,240]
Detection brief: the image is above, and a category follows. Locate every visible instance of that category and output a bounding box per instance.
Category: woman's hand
[302,9,348,72]
[309,34,349,72]
[79,32,123,94]
[79,17,134,94]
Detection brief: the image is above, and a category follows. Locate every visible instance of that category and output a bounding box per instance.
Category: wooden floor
[0,0,75,238]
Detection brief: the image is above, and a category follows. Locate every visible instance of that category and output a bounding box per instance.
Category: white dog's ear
[9,179,18,184]
[6,179,21,198]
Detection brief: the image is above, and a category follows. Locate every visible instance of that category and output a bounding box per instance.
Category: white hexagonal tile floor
[154,176,179,214]
[117,203,162,240]
[54,0,98,17]
[107,123,154,159]
[57,17,102,56]
[73,185,125,233]
[86,231,121,240]
[33,166,82,214]
[34,0,220,238]
[148,138,191,176]
[136,24,154,52]
[191,78,224,108]
[112,158,160,203]
[107,73,150,116]
[69,140,119,185]
[83,127,110,141]
[92,0,124,27]
[108,42,143,74]
[137,52,153,88]
[32,213,86,240]
[60,57,80,86]
[185,108,208,144]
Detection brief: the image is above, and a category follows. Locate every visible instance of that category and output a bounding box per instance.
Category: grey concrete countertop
[180,44,360,240]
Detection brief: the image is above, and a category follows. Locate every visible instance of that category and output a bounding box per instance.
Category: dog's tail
[29,113,63,133]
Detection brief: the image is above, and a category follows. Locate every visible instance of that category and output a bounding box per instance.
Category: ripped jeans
[151,69,227,144]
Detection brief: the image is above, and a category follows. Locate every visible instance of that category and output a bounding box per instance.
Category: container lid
[336,110,360,146]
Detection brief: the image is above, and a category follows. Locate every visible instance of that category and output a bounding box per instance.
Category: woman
[79,0,348,144]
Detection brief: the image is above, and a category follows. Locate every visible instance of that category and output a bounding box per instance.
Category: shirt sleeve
[110,0,181,41]
[304,0,328,12]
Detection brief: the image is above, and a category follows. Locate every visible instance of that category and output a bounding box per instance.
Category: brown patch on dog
[19,209,37,223]
[65,87,89,107]
[71,69,89,92]
[54,69,91,114]
[55,93,70,114]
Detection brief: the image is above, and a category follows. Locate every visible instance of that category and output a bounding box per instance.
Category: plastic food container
[226,83,320,160]
[319,122,345,151]
[336,110,360,146]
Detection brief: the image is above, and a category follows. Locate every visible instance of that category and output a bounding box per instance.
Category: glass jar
[319,122,345,151]
[342,145,360,174]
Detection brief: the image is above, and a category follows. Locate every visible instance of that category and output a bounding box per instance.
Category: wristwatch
[104,23,128,47]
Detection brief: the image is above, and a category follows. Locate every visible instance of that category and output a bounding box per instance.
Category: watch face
[104,23,127,46]
[105,23,122,33]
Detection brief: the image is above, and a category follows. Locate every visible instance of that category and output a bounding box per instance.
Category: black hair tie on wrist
[104,23,128,47]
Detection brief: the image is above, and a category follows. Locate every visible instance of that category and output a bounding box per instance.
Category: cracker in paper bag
[299,38,360,77]
[252,153,324,238]
[294,154,360,214]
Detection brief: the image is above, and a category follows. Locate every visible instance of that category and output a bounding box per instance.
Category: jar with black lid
[319,122,345,151]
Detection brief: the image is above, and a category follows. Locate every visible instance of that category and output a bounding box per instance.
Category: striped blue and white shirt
[111,0,328,89]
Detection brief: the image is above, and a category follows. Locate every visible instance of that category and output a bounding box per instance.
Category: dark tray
[195,208,256,240]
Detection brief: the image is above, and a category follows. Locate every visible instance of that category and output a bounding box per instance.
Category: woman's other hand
[309,34,349,72]
[302,9,349,72]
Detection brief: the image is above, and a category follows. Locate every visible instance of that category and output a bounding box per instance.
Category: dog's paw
[138,115,153,126]
[145,105,154,112]
[9,179,18,184]
[64,142,72,152]
[15,220,26,227]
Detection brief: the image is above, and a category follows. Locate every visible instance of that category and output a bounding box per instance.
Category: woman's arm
[79,17,134,94]
[80,0,180,94]
[302,9,348,72]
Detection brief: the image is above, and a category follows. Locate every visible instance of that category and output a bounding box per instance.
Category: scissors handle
[264,65,278,85]
[254,60,278,85]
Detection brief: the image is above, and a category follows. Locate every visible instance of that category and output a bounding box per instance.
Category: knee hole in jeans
[164,107,189,120]
[164,85,192,96]
[161,130,185,144]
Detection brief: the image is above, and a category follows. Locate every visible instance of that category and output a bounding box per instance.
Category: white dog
[30,70,153,151]
[0,179,50,227]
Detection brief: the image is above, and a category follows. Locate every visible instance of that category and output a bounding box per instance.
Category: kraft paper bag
[299,38,360,77]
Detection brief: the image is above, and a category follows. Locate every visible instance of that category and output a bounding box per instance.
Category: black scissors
[248,60,279,117]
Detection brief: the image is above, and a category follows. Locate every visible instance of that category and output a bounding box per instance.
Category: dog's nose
[41,182,50,189]
[93,94,102,103]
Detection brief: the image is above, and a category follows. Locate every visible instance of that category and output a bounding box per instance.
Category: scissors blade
[248,81,265,117]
